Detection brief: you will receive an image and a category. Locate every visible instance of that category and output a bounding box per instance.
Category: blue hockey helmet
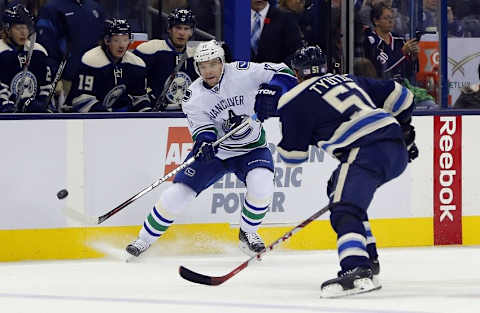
[291,46,328,79]
[104,18,133,41]
[167,8,196,30]
[2,4,32,29]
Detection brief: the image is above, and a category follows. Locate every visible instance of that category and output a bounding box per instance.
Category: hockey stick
[14,6,36,112]
[62,115,257,225]
[179,203,331,286]
[153,51,188,111]
[47,57,67,111]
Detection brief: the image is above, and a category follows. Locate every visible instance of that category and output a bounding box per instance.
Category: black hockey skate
[320,266,380,298]
[239,229,265,257]
[371,258,380,276]
[126,238,151,257]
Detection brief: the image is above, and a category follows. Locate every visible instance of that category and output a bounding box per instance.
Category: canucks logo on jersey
[10,71,38,99]
[222,110,252,140]
[166,71,192,105]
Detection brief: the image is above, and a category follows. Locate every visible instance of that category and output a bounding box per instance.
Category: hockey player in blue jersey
[66,19,151,112]
[125,40,297,259]
[133,8,199,111]
[0,4,52,113]
[254,45,418,298]
[36,0,105,83]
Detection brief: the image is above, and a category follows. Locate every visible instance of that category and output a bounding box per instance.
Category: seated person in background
[133,8,198,111]
[0,4,52,113]
[363,2,418,80]
[66,19,151,112]
[454,63,480,109]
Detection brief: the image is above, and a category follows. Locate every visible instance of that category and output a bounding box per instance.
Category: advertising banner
[433,116,462,245]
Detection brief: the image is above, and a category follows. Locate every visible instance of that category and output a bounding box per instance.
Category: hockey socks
[140,205,174,244]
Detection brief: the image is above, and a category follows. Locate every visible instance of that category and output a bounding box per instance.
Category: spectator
[363,3,418,80]
[454,63,480,109]
[447,6,464,37]
[133,8,198,111]
[0,3,52,113]
[278,0,311,43]
[458,2,480,37]
[35,0,105,98]
[357,0,408,37]
[422,0,437,29]
[65,19,151,112]
[250,0,303,64]
[354,57,377,78]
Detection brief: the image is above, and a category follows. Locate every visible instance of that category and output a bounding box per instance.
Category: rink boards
[0,114,478,261]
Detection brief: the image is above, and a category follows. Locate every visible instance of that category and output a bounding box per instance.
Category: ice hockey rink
[0,245,478,313]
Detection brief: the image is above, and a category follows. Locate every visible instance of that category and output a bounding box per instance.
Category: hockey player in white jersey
[126,40,297,258]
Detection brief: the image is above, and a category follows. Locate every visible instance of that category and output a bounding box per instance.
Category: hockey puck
[57,189,69,200]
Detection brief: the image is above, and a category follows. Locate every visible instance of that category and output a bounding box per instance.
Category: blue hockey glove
[192,132,218,162]
[254,83,282,122]
[403,124,418,163]
[407,142,419,163]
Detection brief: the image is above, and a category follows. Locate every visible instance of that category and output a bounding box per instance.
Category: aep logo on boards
[164,127,193,181]
[433,116,462,245]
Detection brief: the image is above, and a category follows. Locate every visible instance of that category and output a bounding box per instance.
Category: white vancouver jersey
[182,61,288,160]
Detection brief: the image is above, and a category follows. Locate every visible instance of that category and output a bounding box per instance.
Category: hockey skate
[370,258,381,288]
[239,229,265,257]
[126,238,151,258]
[320,266,381,298]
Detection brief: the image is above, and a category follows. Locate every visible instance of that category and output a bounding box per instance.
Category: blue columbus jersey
[133,39,198,109]
[0,39,52,112]
[36,0,105,80]
[67,47,151,112]
[276,73,413,164]
[363,29,417,80]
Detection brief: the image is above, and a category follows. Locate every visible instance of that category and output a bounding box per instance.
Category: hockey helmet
[167,8,196,30]
[291,45,327,79]
[2,4,32,29]
[104,18,133,41]
[193,40,225,77]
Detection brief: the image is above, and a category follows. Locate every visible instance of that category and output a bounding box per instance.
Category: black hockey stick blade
[179,204,331,286]
[179,261,249,286]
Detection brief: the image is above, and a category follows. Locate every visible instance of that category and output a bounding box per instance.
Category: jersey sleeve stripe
[192,126,217,141]
[277,146,309,164]
[383,82,413,116]
[319,110,398,155]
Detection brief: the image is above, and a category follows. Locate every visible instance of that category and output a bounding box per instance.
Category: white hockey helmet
[193,40,225,77]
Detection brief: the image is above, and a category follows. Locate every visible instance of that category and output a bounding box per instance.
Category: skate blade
[124,250,139,263]
[238,242,262,261]
[321,278,381,298]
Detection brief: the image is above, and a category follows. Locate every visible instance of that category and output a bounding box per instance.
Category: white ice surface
[0,245,479,313]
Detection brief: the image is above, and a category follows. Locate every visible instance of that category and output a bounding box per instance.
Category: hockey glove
[20,97,48,113]
[403,124,419,163]
[254,83,283,122]
[192,132,218,162]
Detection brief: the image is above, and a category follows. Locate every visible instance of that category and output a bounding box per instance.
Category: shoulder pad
[81,46,109,68]
[122,51,146,67]
[135,39,169,55]
[33,43,48,56]
[278,76,318,110]
[0,40,11,54]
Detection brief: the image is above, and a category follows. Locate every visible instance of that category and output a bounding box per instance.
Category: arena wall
[0,114,478,261]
